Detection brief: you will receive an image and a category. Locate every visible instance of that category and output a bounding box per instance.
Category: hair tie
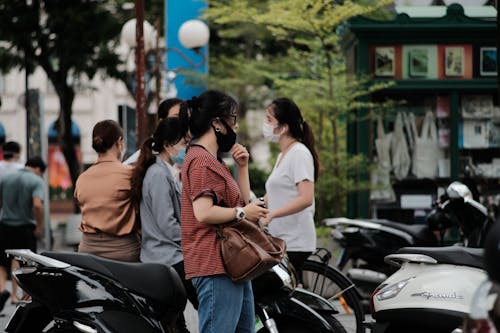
[151,140,160,154]
[189,96,200,109]
[93,136,103,145]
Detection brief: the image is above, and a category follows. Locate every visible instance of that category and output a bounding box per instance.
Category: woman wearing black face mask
[178,90,268,333]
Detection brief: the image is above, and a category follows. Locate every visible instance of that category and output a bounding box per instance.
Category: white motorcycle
[369,182,492,333]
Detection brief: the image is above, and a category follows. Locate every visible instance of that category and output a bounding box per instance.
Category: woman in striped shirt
[179,90,268,333]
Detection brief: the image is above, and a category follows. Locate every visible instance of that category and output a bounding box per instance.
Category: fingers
[230,144,249,157]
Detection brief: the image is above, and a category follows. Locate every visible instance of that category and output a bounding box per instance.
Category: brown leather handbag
[217,218,286,282]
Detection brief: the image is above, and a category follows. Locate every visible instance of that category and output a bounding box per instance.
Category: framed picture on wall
[374,46,395,77]
[409,48,429,77]
[480,47,497,76]
[445,47,464,76]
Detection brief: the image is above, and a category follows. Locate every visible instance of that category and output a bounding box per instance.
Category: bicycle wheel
[302,259,365,333]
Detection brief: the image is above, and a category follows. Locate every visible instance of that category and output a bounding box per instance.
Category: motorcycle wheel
[301,259,365,333]
[257,316,348,333]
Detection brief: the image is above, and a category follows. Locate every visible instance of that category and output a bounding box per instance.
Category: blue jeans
[192,275,254,333]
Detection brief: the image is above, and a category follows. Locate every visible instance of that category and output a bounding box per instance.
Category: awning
[48,121,80,138]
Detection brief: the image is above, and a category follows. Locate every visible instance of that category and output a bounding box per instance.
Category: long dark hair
[158,97,183,119]
[91,120,123,153]
[269,98,320,181]
[131,118,184,206]
[179,90,238,139]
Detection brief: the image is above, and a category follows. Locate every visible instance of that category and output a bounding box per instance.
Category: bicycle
[301,248,365,333]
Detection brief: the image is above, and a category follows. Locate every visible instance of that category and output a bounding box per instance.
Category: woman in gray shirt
[131,117,197,333]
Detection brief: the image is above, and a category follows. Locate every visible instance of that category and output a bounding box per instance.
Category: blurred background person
[0,141,23,178]
[124,98,184,165]
[0,156,46,308]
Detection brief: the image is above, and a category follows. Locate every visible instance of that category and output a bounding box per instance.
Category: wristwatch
[235,207,246,221]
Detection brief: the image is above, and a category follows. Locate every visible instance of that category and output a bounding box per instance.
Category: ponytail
[131,137,156,207]
[131,117,185,207]
[270,98,320,181]
[302,120,320,181]
[178,91,238,140]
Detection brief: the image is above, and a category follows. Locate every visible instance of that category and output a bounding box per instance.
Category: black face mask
[212,119,237,153]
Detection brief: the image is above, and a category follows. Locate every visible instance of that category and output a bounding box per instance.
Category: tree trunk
[55,84,80,213]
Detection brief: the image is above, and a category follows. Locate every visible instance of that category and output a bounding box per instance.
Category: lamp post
[120,17,209,145]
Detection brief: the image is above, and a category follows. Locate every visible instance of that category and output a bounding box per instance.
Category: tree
[0,0,123,210]
[206,0,394,219]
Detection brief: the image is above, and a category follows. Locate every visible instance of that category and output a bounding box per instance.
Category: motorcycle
[324,181,488,303]
[4,249,187,333]
[253,256,347,333]
[458,219,500,333]
[369,182,492,333]
[324,216,438,302]
[4,249,347,333]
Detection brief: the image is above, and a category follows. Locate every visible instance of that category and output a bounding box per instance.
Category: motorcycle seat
[371,219,437,244]
[396,246,484,269]
[42,251,187,313]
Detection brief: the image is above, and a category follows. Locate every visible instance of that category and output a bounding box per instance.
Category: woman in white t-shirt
[260,98,320,280]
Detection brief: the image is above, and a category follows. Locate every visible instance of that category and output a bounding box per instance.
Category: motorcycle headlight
[376,277,415,301]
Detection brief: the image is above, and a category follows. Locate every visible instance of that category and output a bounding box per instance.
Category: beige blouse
[74,159,136,236]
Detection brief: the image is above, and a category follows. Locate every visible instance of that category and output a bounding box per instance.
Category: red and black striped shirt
[180,145,243,279]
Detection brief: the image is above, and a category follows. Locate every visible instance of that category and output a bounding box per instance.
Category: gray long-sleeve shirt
[139,156,183,266]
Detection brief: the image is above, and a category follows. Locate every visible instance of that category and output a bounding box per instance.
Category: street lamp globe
[178,19,210,50]
[121,18,156,51]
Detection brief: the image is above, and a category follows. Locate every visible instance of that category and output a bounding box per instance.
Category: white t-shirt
[0,161,23,179]
[265,142,316,252]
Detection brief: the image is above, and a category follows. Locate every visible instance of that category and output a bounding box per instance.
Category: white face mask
[262,122,281,142]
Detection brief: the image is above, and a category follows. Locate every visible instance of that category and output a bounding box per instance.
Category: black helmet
[426,205,456,232]
[484,221,500,283]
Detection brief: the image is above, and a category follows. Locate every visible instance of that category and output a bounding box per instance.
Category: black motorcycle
[4,250,347,333]
[252,256,347,333]
[4,249,187,333]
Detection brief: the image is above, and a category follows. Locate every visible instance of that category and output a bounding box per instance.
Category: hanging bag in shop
[370,117,396,203]
[412,111,442,178]
[391,113,411,180]
[403,112,418,154]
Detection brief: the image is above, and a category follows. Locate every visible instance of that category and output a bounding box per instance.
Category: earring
[215,127,221,132]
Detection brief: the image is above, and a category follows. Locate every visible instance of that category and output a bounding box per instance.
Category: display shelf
[344,3,497,219]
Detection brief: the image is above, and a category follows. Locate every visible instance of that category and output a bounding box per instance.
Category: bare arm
[193,196,269,225]
[261,180,314,226]
[33,197,44,239]
[231,144,251,204]
[237,165,251,204]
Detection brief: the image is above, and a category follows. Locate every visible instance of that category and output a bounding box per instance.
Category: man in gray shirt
[0,141,23,178]
[0,156,46,309]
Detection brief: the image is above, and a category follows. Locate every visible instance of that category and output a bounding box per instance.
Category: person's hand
[259,212,274,226]
[34,226,43,239]
[243,201,269,222]
[230,144,249,168]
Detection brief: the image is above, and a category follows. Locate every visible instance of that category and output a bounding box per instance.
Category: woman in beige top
[74,119,140,262]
